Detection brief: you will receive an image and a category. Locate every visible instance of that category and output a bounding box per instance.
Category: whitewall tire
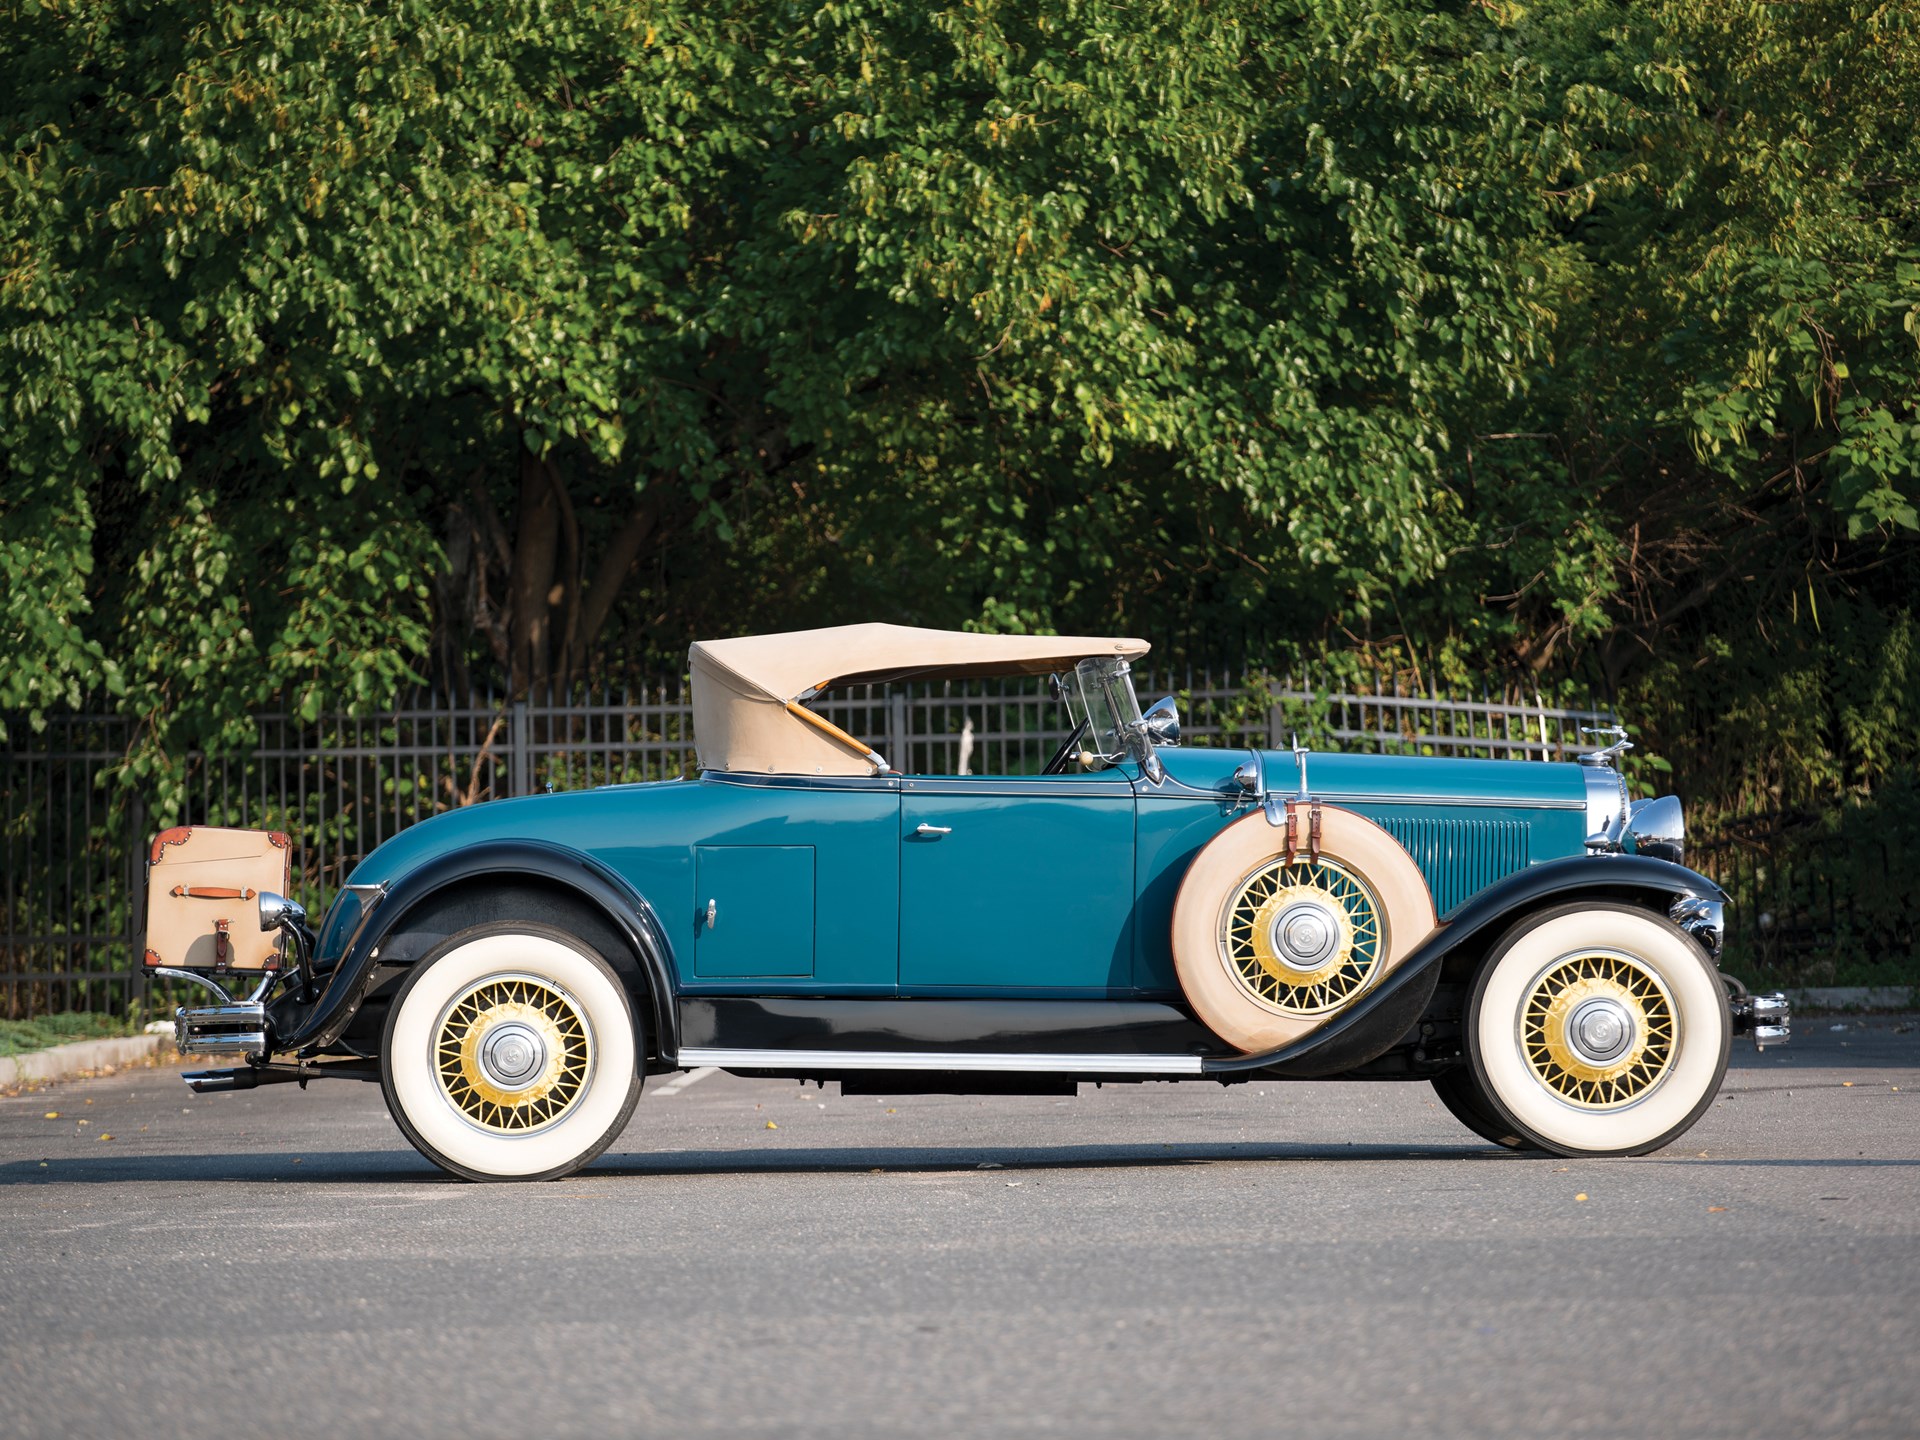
[1467,901,1729,1157]
[380,922,643,1181]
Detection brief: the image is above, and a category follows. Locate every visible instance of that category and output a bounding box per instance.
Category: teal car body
[314,744,1590,1002]
[166,626,1784,1177]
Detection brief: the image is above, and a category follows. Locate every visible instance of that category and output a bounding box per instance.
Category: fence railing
[3,675,1617,1018]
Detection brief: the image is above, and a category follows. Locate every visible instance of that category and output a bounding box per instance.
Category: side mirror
[1142,696,1181,746]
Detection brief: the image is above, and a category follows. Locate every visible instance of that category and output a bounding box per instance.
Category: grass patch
[0,1011,140,1058]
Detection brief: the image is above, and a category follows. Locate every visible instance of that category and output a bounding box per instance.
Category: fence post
[127,793,146,1011]
[889,693,908,772]
[510,700,530,797]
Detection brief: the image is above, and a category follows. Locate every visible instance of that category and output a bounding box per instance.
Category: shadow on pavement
[1,1139,1549,1185]
[14,1136,1914,1185]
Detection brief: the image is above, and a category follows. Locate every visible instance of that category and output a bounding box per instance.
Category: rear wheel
[380,922,642,1181]
[1466,902,1729,1157]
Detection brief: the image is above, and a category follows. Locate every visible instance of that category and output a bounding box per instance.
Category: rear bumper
[174,1001,268,1056]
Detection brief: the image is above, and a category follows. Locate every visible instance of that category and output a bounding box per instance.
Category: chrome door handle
[914,823,953,837]
[704,899,717,929]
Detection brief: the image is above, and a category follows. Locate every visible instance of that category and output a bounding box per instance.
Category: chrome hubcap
[1566,996,1635,1066]
[478,1022,548,1092]
[1269,900,1341,973]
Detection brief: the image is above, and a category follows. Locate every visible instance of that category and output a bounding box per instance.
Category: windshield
[1065,657,1149,772]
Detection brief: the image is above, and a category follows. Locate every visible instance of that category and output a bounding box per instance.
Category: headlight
[1628,796,1684,865]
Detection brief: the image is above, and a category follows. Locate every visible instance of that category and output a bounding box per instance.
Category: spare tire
[1170,803,1439,1053]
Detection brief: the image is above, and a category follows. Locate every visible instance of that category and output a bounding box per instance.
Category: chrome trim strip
[677,1047,1206,1074]
[900,777,1134,797]
[704,772,903,793]
[713,769,1585,810]
[1320,790,1585,810]
[1139,789,1587,810]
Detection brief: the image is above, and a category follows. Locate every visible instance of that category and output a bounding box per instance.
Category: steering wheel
[1041,719,1090,775]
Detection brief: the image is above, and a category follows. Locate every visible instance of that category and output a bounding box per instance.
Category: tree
[2,0,1915,814]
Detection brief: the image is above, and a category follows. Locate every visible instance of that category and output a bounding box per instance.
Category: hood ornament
[1577,725,1633,768]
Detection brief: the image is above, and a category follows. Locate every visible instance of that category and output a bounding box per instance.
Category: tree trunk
[549,464,583,691]
[508,446,560,697]
[576,493,662,671]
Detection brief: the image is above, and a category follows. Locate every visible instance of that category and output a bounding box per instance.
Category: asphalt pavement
[2,1020,1915,1440]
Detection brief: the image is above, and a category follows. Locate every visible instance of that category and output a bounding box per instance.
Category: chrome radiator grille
[1376,816,1531,918]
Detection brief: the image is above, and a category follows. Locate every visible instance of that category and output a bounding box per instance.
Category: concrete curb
[1784,986,1919,1013]
[0,1033,175,1091]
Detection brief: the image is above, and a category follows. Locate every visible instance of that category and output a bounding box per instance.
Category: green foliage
[2,0,1916,971]
[0,1009,139,1058]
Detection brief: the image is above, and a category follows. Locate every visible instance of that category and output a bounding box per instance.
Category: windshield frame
[1063,657,1163,781]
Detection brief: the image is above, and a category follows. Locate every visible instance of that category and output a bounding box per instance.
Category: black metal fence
[1688,810,1915,984]
[3,674,1619,1019]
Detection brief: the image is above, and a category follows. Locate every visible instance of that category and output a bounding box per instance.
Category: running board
[676,1047,1206,1075]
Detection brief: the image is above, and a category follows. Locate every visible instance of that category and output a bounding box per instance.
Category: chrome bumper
[152,965,274,1058]
[174,1000,268,1057]
[1731,990,1791,1050]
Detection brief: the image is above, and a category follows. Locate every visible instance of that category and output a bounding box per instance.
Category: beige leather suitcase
[143,827,291,971]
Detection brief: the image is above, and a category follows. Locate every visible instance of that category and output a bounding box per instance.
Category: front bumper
[1730,990,1791,1049]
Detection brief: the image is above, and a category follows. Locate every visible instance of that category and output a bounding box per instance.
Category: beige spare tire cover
[1171,804,1439,1053]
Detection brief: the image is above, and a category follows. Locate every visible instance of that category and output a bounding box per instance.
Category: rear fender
[270,841,679,1061]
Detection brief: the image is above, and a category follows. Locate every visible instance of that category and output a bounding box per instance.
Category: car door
[898,769,1137,994]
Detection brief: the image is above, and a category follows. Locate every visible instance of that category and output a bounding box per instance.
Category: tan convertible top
[690,623,1149,775]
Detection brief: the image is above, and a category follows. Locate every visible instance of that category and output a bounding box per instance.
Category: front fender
[1203,853,1728,1077]
[271,840,679,1060]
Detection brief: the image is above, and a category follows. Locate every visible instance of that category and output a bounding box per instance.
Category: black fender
[1202,853,1728,1077]
[269,840,680,1060]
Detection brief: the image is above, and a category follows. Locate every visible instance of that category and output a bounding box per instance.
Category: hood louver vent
[1377,817,1531,918]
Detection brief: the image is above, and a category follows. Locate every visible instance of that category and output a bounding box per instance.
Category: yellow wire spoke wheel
[1219,858,1384,1016]
[433,974,594,1134]
[1520,951,1676,1109]
[1468,902,1729,1157]
[384,925,642,1181]
[1172,806,1436,1054]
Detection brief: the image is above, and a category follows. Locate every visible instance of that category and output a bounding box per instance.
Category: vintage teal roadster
[151,625,1788,1180]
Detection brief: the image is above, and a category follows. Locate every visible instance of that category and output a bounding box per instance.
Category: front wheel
[1466,901,1730,1157]
[1431,1067,1533,1151]
[380,922,643,1181]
